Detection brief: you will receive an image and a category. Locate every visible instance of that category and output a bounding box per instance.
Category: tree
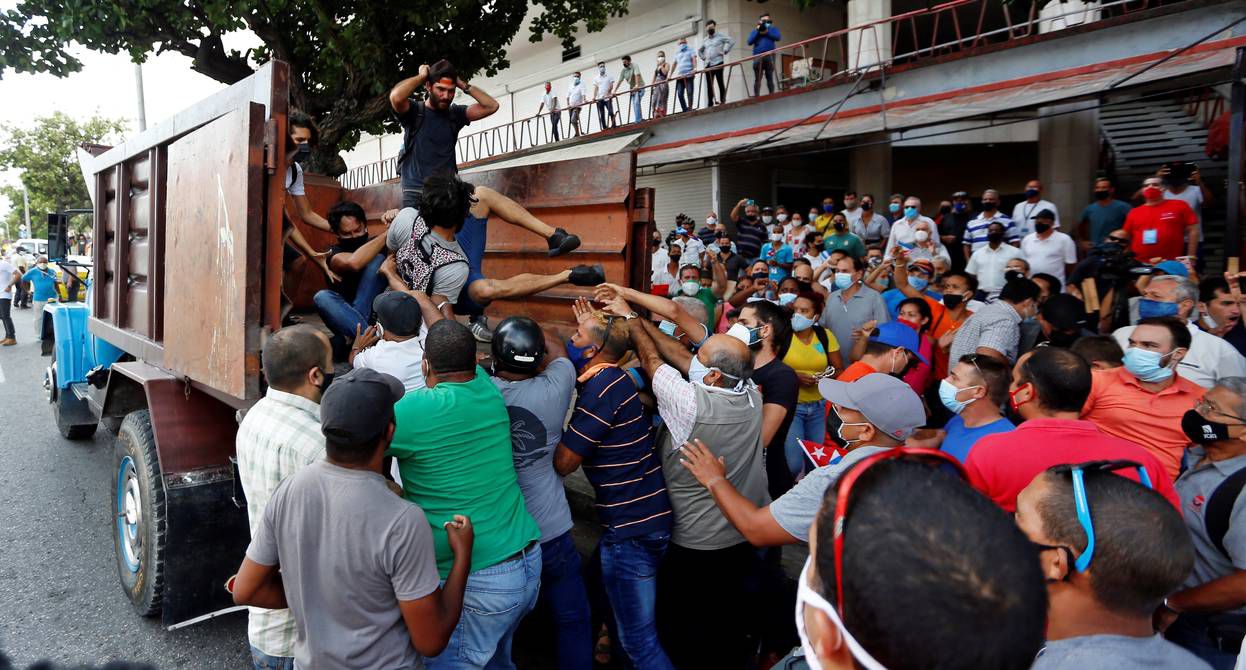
[0,113,128,240]
[0,0,630,176]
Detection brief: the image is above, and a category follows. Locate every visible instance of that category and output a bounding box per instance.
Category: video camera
[1089,239,1151,283]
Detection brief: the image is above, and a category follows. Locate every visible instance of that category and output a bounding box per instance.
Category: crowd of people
[535,13,783,139]
[227,54,1246,670]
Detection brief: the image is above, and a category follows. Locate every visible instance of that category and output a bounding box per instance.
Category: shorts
[453,213,488,317]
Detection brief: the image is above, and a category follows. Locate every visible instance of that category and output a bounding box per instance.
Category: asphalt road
[0,334,250,669]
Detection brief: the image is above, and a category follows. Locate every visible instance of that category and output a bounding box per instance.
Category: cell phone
[747,199,755,206]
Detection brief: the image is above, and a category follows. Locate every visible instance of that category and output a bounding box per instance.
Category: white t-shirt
[1165,187,1205,241]
[1011,199,1060,237]
[841,207,863,231]
[284,163,305,197]
[884,216,936,257]
[676,237,706,264]
[1020,230,1077,284]
[0,259,15,299]
[352,336,428,393]
[567,81,586,106]
[593,72,615,100]
[965,244,1026,293]
[1112,322,1246,389]
[542,92,559,112]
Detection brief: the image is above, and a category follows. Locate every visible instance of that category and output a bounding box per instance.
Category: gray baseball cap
[320,368,405,445]
[818,373,925,441]
[373,291,422,336]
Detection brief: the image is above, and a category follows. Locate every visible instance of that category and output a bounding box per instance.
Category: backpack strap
[812,326,833,367]
[1206,465,1246,560]
[395,103,425,173]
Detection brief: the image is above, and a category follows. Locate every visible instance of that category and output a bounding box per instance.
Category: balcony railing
[340,0,1178,190]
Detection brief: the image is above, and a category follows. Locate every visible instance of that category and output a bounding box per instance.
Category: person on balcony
[592,61,616,130]
[748,12,781,97]
[652,51,671,118]
[699,20,735,107]
[672,38,697,112]
[536,81,560,142]
[614,55,646,124]
[568,72,586,137]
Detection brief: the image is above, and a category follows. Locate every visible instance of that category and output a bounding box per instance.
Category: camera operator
[1067,230,1144,332]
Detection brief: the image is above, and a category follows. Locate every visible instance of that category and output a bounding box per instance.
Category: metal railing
[1182,87,1229,128]
[339,0,1178,190]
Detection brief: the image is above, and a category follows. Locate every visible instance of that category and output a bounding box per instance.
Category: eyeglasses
[1047,460,1153,572]
[962,353,985,378]
[1195,397,1246,423]
[831,448,968,617]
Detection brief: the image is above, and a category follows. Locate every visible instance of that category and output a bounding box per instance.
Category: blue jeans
[598,531,675,670]
[1166,613,1242,670]
[425,543,542,670]
[540,532,592,670]
[451,214,488,317]
[312,252,386,350]
[249,646,293,670]
[629,91,644,123]
[784,400,827,477]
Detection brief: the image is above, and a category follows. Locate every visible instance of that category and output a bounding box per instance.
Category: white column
[847,0,891,72]
[1039,103,1099,238]
[851,133,891,205]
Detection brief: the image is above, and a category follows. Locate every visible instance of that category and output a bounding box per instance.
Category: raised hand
[572,296,596,325]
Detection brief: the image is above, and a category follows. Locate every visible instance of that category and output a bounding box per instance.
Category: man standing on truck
[313,201,389,359]
[380,175,596,343]
[235,325,332,669]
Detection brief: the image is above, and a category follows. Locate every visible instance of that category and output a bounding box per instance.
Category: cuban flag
[800,439,845,469]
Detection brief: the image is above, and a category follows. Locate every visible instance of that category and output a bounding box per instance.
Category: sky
[0,17,259,224]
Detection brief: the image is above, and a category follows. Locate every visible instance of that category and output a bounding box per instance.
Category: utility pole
[1228,48,1245,261]
[134,63,148,132]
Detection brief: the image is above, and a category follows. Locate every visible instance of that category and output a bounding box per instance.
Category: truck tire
[48,349,96,440]
[113,410,166,617]
[101,416,123,435]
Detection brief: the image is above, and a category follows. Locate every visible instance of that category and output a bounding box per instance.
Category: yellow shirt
[784,328,839,403]
[813,213,835,234]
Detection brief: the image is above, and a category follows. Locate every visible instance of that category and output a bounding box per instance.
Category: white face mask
[796,558,887,670]
[681,280,701,296]
[37,263,48,270]
[914,230,930,243]
[706,216,718,226]
[777,214,789,223]
[762,215,774,225]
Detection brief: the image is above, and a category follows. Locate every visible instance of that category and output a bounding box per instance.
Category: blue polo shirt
[941,415,1015,463]
[22,267,58,301]
[1080,199,1131,245]
[563,366,672,540]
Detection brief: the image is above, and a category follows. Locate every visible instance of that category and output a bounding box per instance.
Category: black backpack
[1206,466,1246,560]
[810,325,835,368]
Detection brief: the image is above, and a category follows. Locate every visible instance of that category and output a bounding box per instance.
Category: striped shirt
[734,219,767,261]
[962,212,1020,251]
[563,365,672,540]
[235,389,326,658]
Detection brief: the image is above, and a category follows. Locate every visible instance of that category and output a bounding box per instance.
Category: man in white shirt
[1111,275,1246,388]
[841,191,863,230]
[567,72,586,137]
[536,81,561,141]
[1011,179,1060,238]
[591,61,616,131]
[1160,163,1212,244]
[965,222,1026,296]
[0,255,16,345]
[884,195,936,257]
[1019,209,1077,284]
[350,291,434,393]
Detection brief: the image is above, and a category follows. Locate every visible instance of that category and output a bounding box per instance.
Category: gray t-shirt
[769,446,888,542]
[491,357,577,542]
[1033,634,1210,669]
[1176,448,1246,613]
[387,207,470,303]
[246,461,441,669]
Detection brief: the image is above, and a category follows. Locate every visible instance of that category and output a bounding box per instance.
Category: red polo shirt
[1122,200,1196,261]
[1081,367,1203,480]
[964,418,1180,513]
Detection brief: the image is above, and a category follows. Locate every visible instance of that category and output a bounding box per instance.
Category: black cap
[1036,208,1056,221]
[492,316,546,374]
[321,368,405,445]
[373,291,422,336]
[761,205,774,213]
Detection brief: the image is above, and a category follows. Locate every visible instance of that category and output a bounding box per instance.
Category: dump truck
[44,60,654,628]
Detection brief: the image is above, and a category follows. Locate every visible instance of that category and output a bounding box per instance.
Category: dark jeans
[539,532,592,670]
[1166,612,1245,670]
[753,54,776,96]
[250,646,293,670]
[549,111,561,141]
[596,530,675,670]
[0,298,13,340]
[569,107,582,135]
[675,76,694,112]
[13,281,27,308]
[658,541,761,669]
[312,253,386,356]
[596,99,614,130]
[705,66,727,105]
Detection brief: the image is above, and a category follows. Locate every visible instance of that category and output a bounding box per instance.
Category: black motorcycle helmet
[492,316,546,374]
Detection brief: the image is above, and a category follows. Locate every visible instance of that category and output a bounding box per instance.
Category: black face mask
[336,234,369,252]
[939,205,952,215]
[1048,329,1079,348]
[317,368,335,394]
[1094,190,1110,200]
[745,213,759,222]
[982,201,998,211]
[987,232,1004,244]
[1034,221,1052,234]
[751,272,769,281]
[860,201,873,211]
[1182,409,1240,444]
[942,293,964,310]
[796,279,813,293]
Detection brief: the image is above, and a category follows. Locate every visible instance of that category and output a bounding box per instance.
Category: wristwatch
[462,83,473,93]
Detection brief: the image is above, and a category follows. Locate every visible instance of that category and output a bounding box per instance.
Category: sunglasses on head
[1046,460,1153,572]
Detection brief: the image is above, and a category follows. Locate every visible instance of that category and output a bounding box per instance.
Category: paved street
[0,334,249,668]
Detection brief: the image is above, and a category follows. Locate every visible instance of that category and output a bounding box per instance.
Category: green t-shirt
[388,367,540,577]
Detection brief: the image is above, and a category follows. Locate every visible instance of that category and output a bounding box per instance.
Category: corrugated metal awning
[462,132,645,175]
[637,38,1241,167]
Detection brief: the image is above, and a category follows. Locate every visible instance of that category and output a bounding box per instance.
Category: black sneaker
[469,315,494,343]
[569,264,606,287]
[547,228,581,257]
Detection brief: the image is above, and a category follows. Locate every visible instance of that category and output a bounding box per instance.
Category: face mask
[707,28,716,35]
[791,313,815,332]
[293,143,312,162]
[914,230,930,243]
[942,293,965,310]
[904,206,919,220]
[833,222,846,232]
[566,338,595,370]
[796,279,813,293]
[1202,312,1218,330]
[746,213,759,222]
[752,271,769,282]
[939,205,952,215]
[762,215,774,225]
[844,200,857,210]
[1035,221,1052,234]
[939,379,981,415]
[1143,186,1163,200]
[777,214,789,223]
[688,355,744,389]
[1025,188,1040,198]
[1094,190,1110,200]
[727,322,763,349]
[987,231,1004,244]
[778,292,797,306]
[834,406,870,445]
[658,56,666,63]
[336,234,369,252]
[823,204,834,214]
[36,263,47,270]
[1008,383,1033,413]
[909,277,929,291]
[953,202,966,212]
[668,255,681,265]
[796,558,887,670]
[1123,347,1176,382]
[834,272,854,290]
[1182,408,1240,444]
[769,233,784,242]
[982,201,998,211]
[1137,298,1180,320]
[680,280,702,296]
[889,202,901,214]
[680,43,689,51]
[658,320,679,338]
[573,76,581,84]
[706,216,717,226]
[599,66,606,74]
[860,201,873,212]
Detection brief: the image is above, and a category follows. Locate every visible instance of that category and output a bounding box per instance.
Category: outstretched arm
[679,439,798,547]
[292,194,331,232]
[596,283,705,347]
[634,317,694,376]
[710,255,728,298]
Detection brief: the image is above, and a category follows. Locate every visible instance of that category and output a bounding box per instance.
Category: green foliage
[0,112,128,239]
[0,0,631,175]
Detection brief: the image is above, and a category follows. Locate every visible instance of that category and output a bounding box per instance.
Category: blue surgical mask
[834,272,854,290]
[889,202,901,214]
[688,355,711,386]
[778,292,797,306]
[904,206,919,220]
[938,379,980,415]
[1025,188,1040,198]
[909,277,929,291]
[658,320,679,337]
[1137,298,1180,321]
[566,338,595,371]
[822,204,834,214]
[1123,347,1176,382]
[791,313,815,332]
[953,202,966,213]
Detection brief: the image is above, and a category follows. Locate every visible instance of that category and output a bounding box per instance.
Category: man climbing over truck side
[380,175,601,342]
[388,59,581,341]
[280,111,339,323]
[313,201,389,359]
